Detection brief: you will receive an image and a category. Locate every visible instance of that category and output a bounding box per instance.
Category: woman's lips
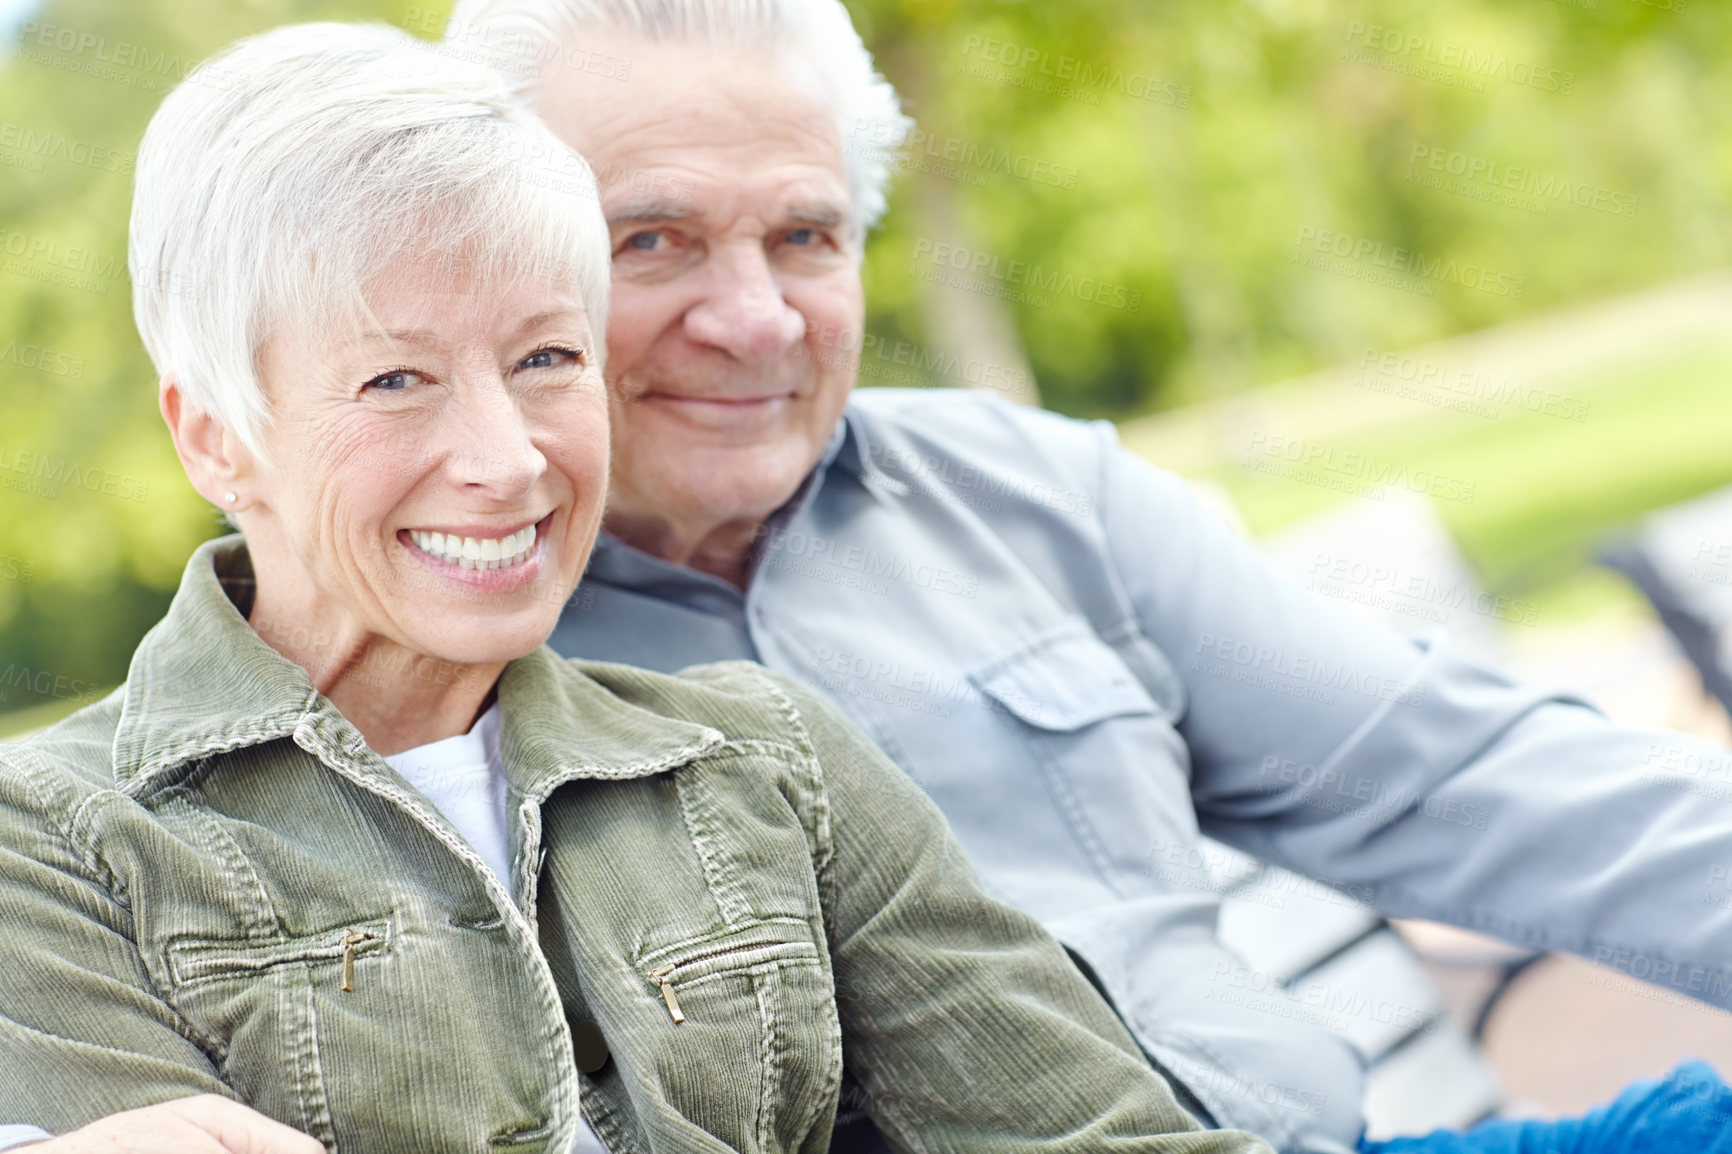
[397,513,553,589]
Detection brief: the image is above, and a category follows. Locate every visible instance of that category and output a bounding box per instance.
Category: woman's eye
[363,370,420,392]
[518,347,583,372]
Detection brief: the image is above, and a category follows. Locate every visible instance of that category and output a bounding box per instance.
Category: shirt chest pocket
[969,624,1199,890]
[633,918,840,1151]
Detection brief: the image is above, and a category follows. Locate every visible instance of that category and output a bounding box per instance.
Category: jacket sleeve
[0,751,233,1128]
[775,677,1273,1154]
[1095,425,1732,1005]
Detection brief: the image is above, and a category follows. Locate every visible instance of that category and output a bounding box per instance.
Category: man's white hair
[130,21,610,455]
[445,0,912,230]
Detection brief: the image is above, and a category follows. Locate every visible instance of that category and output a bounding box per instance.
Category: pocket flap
[970,627,1158,731]
[638,917,822,999]
[166,917,391,986]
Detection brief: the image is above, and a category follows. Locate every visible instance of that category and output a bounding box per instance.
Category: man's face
[538,32,864,545]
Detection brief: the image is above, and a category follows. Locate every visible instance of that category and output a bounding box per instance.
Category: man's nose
[683,244,806,361]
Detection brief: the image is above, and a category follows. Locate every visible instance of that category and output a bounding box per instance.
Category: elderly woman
[0,22,1269,1154]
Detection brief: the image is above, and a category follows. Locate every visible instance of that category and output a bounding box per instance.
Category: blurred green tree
[0,0,1727,724]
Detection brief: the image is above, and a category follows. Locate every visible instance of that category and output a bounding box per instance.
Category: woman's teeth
[408,526,537,570]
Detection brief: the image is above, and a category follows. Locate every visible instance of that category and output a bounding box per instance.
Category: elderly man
[424,1,1732,1152]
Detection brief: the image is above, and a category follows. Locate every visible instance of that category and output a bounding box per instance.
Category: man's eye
[363,369,420,392]
[785,228,817,246]
[623,231,664,252]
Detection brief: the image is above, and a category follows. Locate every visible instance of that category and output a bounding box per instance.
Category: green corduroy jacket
[0,537,1271,1154]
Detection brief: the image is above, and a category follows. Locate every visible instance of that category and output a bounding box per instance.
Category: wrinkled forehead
[535,29,849,221]
[364,269,591,341]
[262,251,594,376]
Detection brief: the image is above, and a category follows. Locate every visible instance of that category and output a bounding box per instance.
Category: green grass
[1177,341,1732,624]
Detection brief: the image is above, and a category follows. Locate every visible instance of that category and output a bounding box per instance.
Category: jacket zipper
[648,943,782,1023]
[649,963,686,1022]
[340,931,375,992]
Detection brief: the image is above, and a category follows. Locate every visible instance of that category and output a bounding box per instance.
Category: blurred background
[3,0,1732,1127]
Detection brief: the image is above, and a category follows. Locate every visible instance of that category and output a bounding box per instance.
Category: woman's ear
[159,375,256,512]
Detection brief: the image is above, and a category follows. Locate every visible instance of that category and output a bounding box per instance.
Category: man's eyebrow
[606,196,691,227]
[788,202,848,229]
[604,198,854,230]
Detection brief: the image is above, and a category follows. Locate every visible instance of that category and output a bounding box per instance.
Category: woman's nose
[445,377,546,495]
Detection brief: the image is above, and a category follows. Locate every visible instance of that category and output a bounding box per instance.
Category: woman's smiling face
[244,264,610,667]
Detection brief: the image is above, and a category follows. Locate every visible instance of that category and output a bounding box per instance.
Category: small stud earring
[224,491,237,505]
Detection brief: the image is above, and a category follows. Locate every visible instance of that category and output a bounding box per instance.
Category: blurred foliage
[0,0,404,722]
[1173,339,1732,604]
[852,0,1732,415]
[0,0,1728,721]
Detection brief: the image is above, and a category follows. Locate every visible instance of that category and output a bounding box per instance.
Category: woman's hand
[25,1095,324,1154]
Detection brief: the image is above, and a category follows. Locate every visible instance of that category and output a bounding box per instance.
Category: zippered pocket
[641,918,821,1024]
[166,917,391,988]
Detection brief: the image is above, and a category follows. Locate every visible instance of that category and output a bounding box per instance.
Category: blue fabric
[1361,1062,1732,1154]
[554,387,1732,1153]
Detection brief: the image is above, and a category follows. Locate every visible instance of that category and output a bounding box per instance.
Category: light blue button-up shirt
[551,387,1732,1154]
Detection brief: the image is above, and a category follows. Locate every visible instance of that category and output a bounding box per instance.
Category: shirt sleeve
[0,753,235,1127]
[1096,425,1732,1004]
[776,676,1274,1154]
[0,1126,53,1149]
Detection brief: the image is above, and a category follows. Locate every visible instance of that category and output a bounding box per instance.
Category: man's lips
[636,391,798,427]
[640,391,794,407]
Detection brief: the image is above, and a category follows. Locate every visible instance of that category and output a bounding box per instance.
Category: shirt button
[572,1019,610,1073]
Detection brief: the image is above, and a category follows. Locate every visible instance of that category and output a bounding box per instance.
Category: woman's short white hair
[444,0,912,231]
[129,22,610,455]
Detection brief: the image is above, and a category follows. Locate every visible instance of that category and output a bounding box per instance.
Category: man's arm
[777,676,1274,1153]
[1096,431,1732,1000]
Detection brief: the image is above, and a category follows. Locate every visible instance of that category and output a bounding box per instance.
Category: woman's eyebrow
[336,328,442,350]
[335,311,582,351]
[512,308,585,336]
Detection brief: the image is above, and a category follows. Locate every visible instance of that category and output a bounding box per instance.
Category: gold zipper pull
[340,932,372,992]
[650,963,685,1023]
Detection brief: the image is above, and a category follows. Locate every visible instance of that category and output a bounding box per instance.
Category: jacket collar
[584,400,906,579]
[113,536,723,799]
[494,647,724,804]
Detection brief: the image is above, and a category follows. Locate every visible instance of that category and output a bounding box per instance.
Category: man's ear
[159,375,257,511]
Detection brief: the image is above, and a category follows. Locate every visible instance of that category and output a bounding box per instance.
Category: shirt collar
[112,536,723,799]
[584,399,907,582]
[831,400,910,497]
